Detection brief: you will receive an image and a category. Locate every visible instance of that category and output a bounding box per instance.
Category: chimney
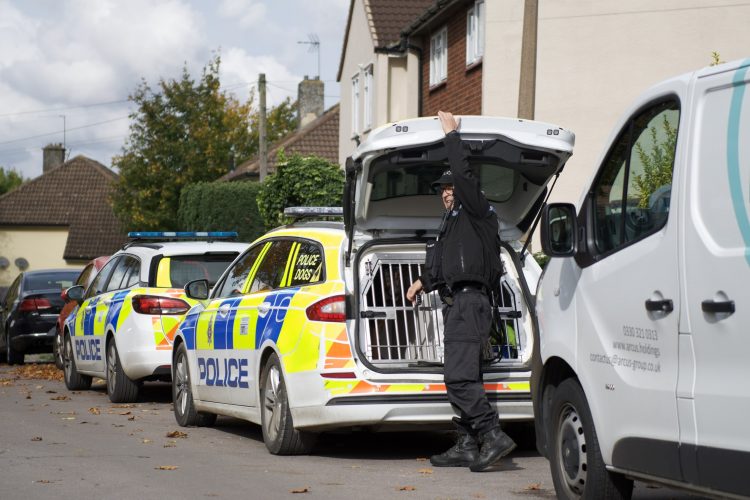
[297,76,324,129]
[43,143,66,173]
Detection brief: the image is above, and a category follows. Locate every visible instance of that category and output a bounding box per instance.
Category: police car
[62,232,248,403]
[171,116,575,455]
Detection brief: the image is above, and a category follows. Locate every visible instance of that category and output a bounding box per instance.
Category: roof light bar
[127,231,238,240]
[283,207,343,219]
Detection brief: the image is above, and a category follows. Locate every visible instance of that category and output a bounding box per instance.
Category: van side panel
[680,60,750,496]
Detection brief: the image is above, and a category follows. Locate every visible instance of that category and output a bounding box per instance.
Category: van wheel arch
[538,357,577,458]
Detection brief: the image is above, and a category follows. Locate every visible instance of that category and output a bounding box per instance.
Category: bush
[533,251,550,268]
[256,152,344,229]
[178,181,265,243]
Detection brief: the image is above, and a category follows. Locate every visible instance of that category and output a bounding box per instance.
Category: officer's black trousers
[442,290,500,435]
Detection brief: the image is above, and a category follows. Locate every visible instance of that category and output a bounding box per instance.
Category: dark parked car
[1,269,80,365]
[53,256,110,369]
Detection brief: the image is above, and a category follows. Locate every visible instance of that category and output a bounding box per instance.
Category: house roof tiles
[221,103,340,181]
[0,155,126,260]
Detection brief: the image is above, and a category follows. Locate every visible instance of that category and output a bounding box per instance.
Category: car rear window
[25,271,79,291]
[369,162,516,202]
[152,254,238,288]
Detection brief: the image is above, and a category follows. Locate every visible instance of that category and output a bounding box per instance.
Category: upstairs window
[466,0,485,65]
[429,26,448,86]
[351,73,360,136]
[363,64,373,131]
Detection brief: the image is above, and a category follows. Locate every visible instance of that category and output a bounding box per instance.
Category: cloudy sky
[0,0,349,178]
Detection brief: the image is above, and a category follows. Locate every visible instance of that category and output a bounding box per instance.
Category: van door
[575,98,682,480]
[681,60,750,495]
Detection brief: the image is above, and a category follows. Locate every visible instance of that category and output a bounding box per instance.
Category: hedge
[178,181,265,243]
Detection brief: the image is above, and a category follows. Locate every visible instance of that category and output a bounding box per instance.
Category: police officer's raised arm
[438,111,491,218]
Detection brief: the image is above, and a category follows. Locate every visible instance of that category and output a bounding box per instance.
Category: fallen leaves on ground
[164,440,177,448]
[142,439,152,444]
[290,487,310,494]
[88,407,100,415]
[417,468,433,475]
[0,378,14,386]
[127,415,136,421]
[119,411,131,415]
[166,430,188,439]
[50,395,70,401]
[415,457,428,462]
[11,364,63,381]
[397,486,416,491]
[30,436,43,441]
[524,483,542,491]
[111,404,135,408]
[155,465,178,470]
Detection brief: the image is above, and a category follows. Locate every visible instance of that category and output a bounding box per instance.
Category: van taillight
[306,295,346,322]
[132,295,190,315]
[18,298,52,312]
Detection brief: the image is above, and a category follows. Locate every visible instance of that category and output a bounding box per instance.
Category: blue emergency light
[127,231,238,240]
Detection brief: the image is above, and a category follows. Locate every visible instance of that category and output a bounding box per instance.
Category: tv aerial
[297,33,320,79]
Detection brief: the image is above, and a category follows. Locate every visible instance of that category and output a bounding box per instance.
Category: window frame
[351,72,360,137]
[363,64,374,132]
[582,95,681,265]
[429,26,448,87]
[242,237,327,296]
[466,0,485,66]
[85,256,121,299]
[212,243,267,299]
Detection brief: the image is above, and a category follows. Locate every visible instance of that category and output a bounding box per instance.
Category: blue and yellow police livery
[172,116,573,455]
[62,233,248,403]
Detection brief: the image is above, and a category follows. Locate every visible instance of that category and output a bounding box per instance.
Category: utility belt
[439,282,487,306]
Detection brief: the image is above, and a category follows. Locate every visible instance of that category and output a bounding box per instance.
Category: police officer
[406,111,516,472]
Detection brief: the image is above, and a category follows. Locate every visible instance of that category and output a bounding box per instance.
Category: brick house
[339,0,750,214]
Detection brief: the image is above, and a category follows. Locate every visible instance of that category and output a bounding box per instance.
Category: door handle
[645,299,673,313]
[258,302,271,316]
[701,299,735,315]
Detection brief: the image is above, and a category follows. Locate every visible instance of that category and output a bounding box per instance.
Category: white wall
[338,0,376,167]
[483,0,750,249]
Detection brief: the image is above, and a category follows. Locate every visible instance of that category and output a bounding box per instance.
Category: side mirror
[185,279,209,300]
[66,285,85,304]
[540,203,577,257]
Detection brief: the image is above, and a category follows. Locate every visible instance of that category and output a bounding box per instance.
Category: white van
[536,59,750,498]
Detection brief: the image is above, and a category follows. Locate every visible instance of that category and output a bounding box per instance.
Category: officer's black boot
[430,432,479,467]
[469,427,516,472]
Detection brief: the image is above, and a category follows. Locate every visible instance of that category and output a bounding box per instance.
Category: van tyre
[260,353,317,455]
[106,339,140,403]
[63,333,92,390]
[6,334,24,365]
[548,378,633,500]
[172,343,216,427]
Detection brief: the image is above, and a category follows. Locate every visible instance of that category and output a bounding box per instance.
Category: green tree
[632,114,677,208]
[111,55,298,231]
[257,152,345,228]
[0,167,24,195]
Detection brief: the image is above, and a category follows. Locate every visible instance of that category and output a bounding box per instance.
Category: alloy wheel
[263,364,282,443]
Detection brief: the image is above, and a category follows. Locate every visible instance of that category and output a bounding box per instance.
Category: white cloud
[220,47,301,106]
[218,0,267,28]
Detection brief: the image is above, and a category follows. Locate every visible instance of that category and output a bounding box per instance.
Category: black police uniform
[420,130,515,470]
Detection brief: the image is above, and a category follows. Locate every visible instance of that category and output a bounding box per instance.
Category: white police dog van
[536,58,750,498]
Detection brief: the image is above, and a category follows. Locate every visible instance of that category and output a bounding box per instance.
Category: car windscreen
[25,271,79,291]
[369,162,516,202]
[152,254,239,288]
